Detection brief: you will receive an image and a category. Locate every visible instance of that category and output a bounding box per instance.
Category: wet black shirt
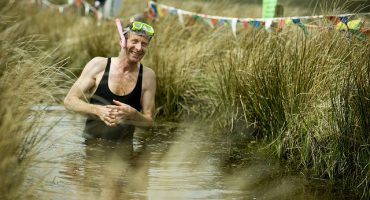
[84,58,142,141]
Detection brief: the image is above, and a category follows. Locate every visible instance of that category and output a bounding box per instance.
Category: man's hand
[94,105,117,126]
[107,100,137,125]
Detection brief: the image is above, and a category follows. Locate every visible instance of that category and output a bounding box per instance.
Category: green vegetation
[0,6,67,200]
[0,0,369,199]
[146,13,369,197]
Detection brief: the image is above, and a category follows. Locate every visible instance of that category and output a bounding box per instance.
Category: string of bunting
[39,0,102,19]
[147,0,370,39]
[36,0,155,27]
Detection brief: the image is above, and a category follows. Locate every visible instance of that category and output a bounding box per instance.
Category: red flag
[326,16,339,25]
[211,18,218,26]
[278,19,285,28]
[243,21,249,29]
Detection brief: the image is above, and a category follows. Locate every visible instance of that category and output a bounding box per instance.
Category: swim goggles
[115,19,155,48]
[128,21,155,37]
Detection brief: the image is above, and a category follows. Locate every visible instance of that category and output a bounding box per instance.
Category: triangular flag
[243,20,249,29]
[253,20,261,28]
[218,19,225,27]
[178,9,185,27]
[292,18,308,36]
[285,18,293,25]
[211,18,218,27]
[326,16,339,25]
[348,19,362,30]
[339,16,349,24]
[157,5,164,17]
[265,19,272,30]
[150,2,158,17]
[161,7,168,16]
[224,20,231,26]
[349,29,367,41]
[169,7,177,15]
[336,22,348,31]
[292,18,300,24]
[278,19,285,28]
[231,18,238,37]
[204,17,214,28]
[192,14,201,21]
[336,19,366,40]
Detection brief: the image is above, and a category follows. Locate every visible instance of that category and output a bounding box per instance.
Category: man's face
[125,33,149,63]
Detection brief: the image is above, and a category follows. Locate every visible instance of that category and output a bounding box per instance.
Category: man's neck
[117,54,139,72]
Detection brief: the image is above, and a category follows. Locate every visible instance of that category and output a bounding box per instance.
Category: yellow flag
[285,18,293,26]
[158,5,164,17]
[336,19,362,31]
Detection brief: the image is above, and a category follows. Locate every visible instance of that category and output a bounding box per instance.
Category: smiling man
[64,21,156,141]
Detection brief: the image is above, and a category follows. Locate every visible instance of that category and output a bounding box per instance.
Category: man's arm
[134,67,156,127]
[64,57,116,126]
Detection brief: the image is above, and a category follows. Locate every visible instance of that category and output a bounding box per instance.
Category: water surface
[27,112,350,200]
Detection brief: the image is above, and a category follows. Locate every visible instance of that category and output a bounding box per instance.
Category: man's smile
[130,50,143,58]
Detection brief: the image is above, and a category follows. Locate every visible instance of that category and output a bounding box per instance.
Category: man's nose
[135,43,143,51]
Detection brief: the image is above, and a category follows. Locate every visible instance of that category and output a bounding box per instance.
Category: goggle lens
[132,23,142,30]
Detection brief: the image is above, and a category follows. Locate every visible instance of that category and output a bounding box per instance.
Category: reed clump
[146,16,370,199]
[217,30,369,198]
[0,1,69,199]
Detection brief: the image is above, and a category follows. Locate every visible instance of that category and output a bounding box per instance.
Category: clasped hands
[96,100,137,127]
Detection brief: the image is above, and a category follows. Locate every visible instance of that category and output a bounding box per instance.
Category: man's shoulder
[87,57,107,68]
[83,57,108,74]
[142,66,156,89]
[142,65,156,78]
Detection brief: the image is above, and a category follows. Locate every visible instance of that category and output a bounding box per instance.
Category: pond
[26,111,351,200]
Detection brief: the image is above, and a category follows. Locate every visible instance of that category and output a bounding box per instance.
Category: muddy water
[27,112,348,200]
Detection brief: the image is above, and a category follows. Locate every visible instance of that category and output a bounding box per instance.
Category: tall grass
[145,13,370,199]
[145,17,219,120]
[0,1,69,199]
[330,45,370,197]
[203,22,369,200]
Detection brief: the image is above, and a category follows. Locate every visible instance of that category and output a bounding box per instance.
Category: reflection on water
[26,112,349,200]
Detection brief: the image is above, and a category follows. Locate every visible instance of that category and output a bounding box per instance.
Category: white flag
[265,19,272,30]
[231,18,238,37]
[178,9,185,27]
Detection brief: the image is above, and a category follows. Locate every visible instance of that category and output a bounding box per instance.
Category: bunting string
[32,0,370,39]
[38,0,108,20]
[148,0,370,38]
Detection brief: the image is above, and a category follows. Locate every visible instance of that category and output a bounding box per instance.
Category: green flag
[263,0,277,18]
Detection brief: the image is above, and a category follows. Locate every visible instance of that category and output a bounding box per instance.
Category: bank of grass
[1,0,369,199]
[212,29,369,198]
[0,2,69,199]
[145,16,369,199]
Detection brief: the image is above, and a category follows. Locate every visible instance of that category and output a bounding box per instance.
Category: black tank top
[84,57,143,141]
